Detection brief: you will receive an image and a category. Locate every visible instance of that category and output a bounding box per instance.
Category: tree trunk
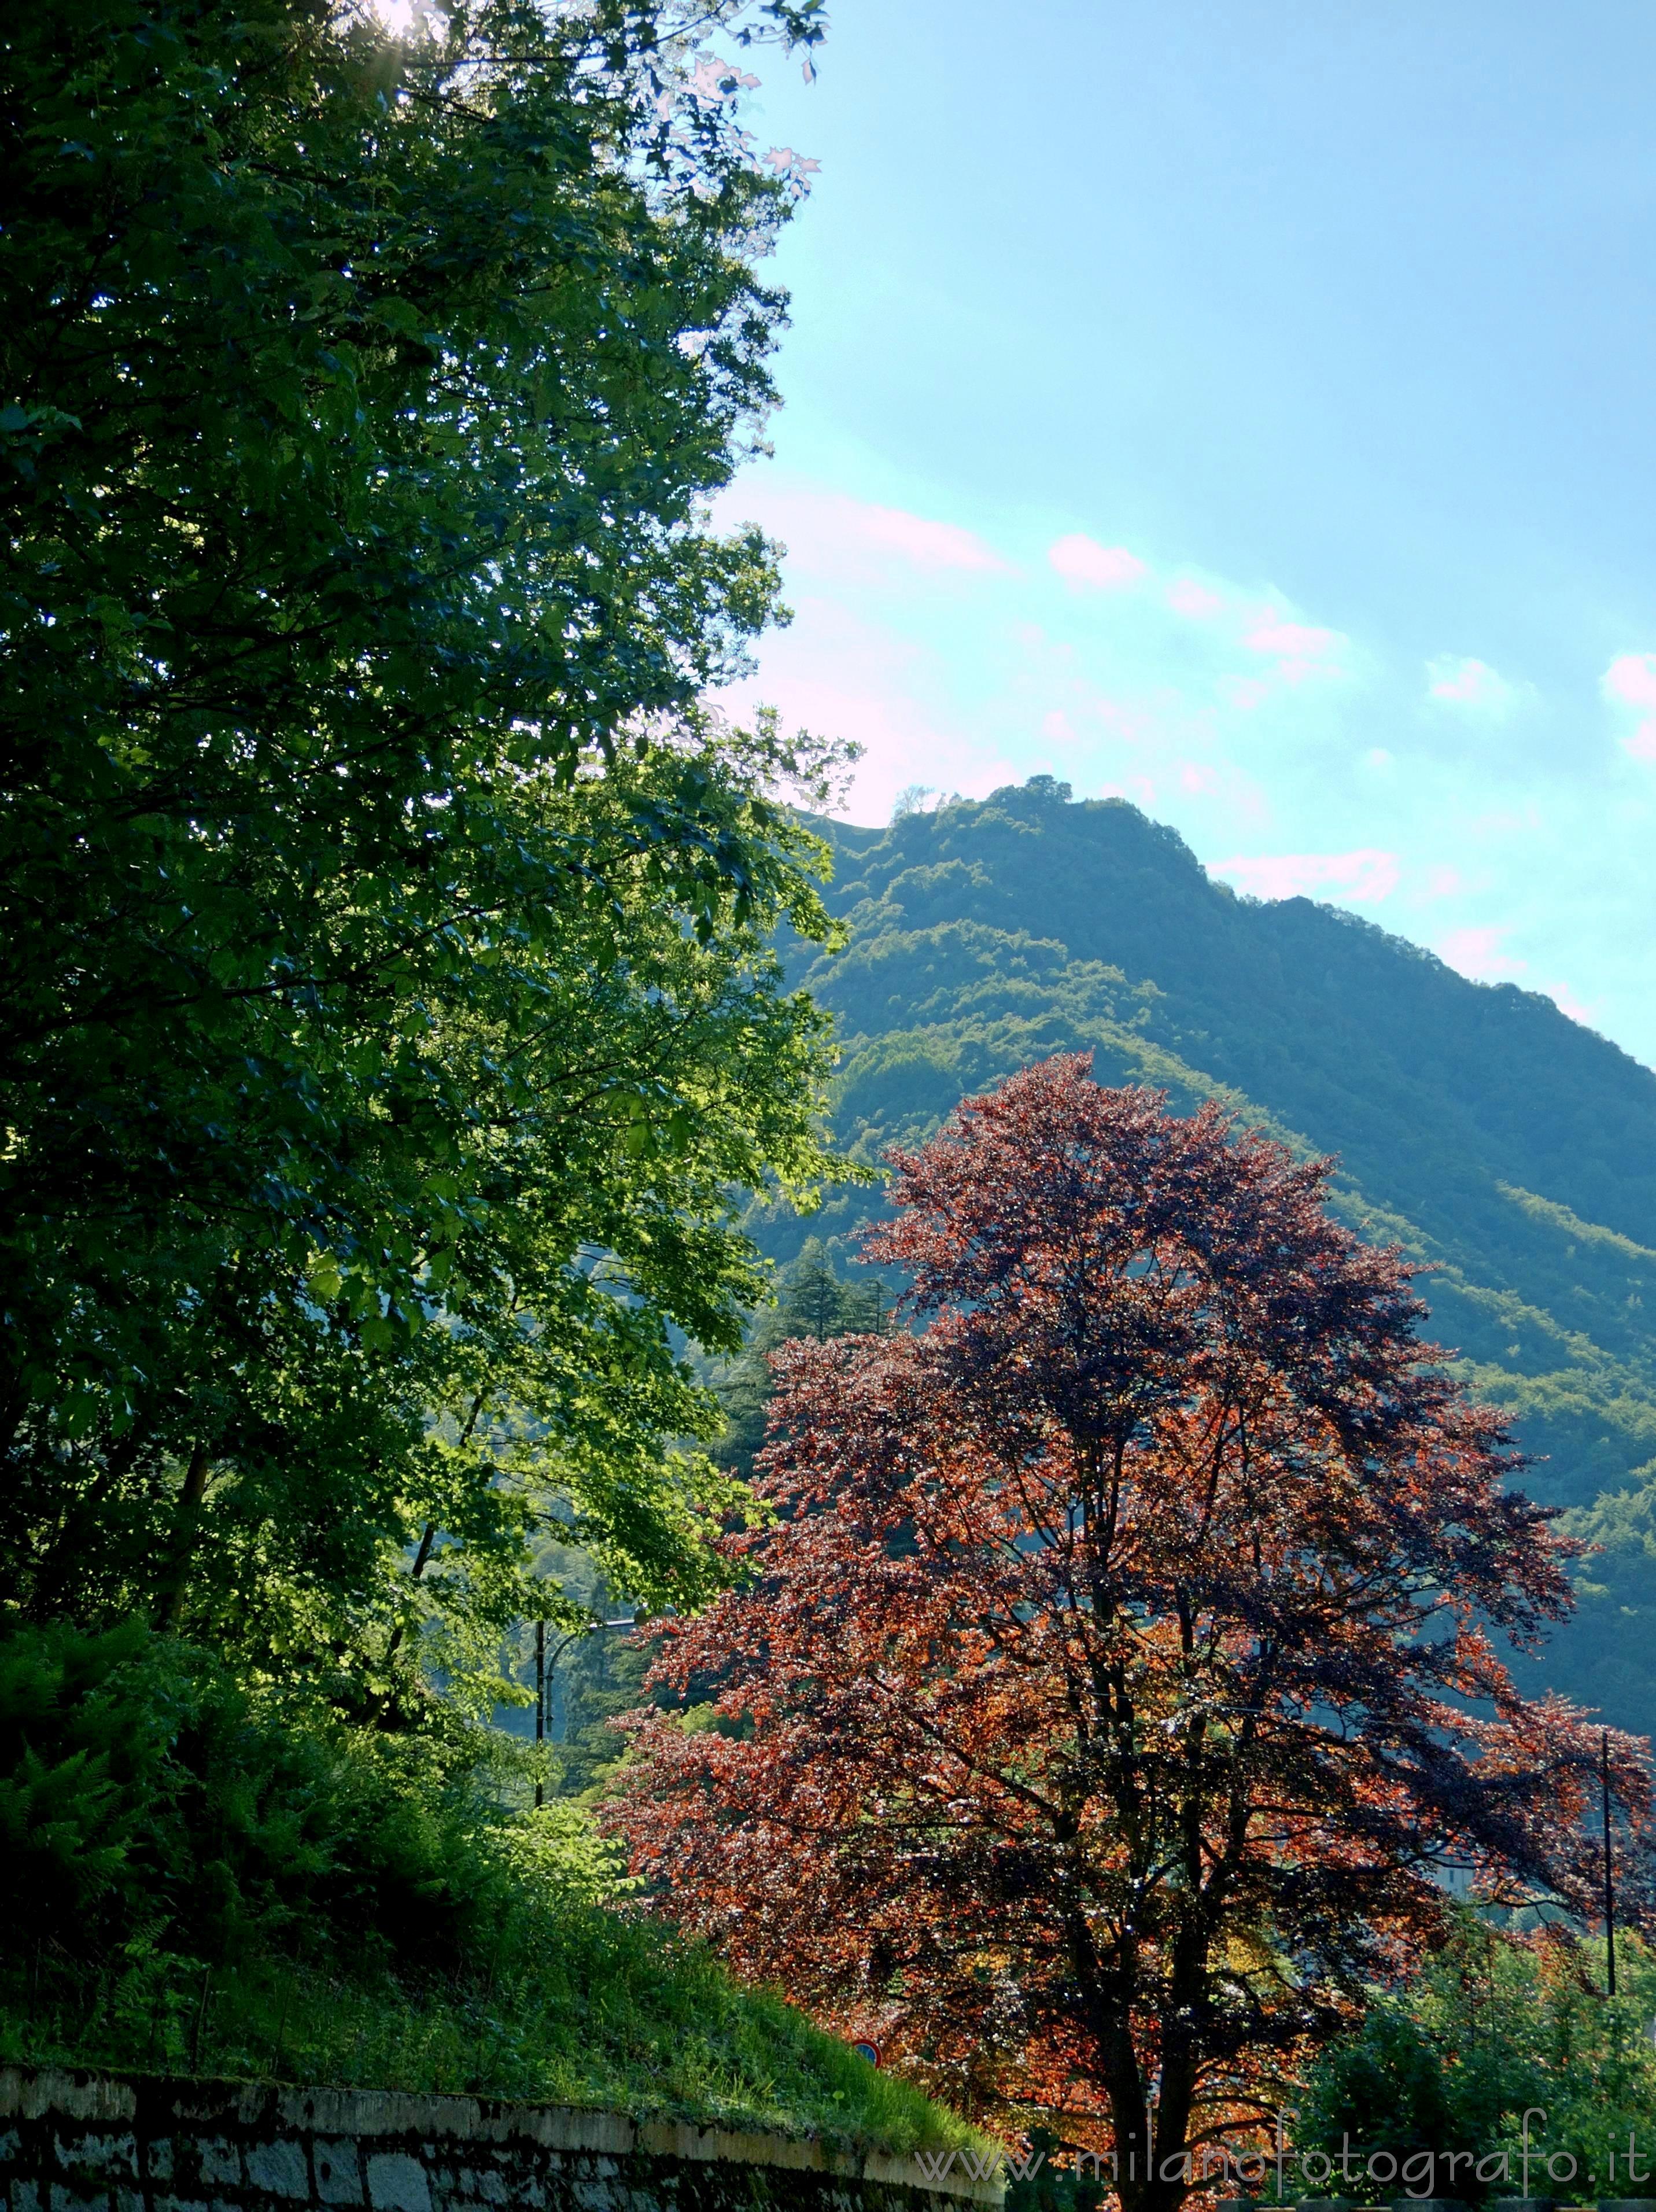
[381,1519,438,1665]
[534,1617,546,1809]
[154,1440,211,1628]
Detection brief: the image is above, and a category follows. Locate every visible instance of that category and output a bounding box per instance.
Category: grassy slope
[0,1915,979,2156]
[0,1619,981,2158]
[751,778,1656,1735]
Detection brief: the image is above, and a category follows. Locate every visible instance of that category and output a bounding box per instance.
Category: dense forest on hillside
[742,775,1656,1735]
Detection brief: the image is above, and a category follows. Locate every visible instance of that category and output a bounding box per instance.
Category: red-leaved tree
[610,1058,1653,2207]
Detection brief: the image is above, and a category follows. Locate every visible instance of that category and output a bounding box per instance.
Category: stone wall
[0,2069,1001,2212]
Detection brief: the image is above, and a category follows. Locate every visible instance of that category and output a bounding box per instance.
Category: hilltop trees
[613,1058,1655,2209]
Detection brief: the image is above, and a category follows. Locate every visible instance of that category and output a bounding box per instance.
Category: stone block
[245,2141,309,2201]
[51,2185,112,2212]
[0,2063,1010,2212]
[16,2084,132,2129]
[80,2139,137,2182]
[314,2143,363,2205]
[366,2155,431,2212]
[193,2144,241,2189]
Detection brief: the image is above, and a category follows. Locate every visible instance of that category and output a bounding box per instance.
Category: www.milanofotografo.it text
[911,2110,1653,2194]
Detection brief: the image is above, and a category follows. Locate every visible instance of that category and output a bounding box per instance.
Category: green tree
[0,0,849,1703]
[706,1237,888,1480]
[1297,2005,1481,2198]
[1297,1918,1656,2203]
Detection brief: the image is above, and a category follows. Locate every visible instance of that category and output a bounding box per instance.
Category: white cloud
[1241,611,1347,687]
[1208,849,1399,903]
[714,481,1010,580]
[1437,924,1526,980]
[1603,651,1656,761]
[851,502,1010,573]
[714,596,1017,824]
[1426,655,1524,719]
[1167,577,1226,620]
[701,462,1656,1067]
[1048,534,1147,589]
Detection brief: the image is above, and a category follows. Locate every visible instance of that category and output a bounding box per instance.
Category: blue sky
[711,0,1656,1067]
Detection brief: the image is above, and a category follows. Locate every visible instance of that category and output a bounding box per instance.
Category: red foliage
[609,1059,1654,2208]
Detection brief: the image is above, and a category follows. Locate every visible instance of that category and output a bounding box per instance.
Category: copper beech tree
[611,1059,1654,2207]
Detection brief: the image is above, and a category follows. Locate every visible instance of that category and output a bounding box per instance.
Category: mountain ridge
[748,775,1656,1733]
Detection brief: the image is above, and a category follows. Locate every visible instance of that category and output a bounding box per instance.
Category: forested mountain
[746,774,1656,1735]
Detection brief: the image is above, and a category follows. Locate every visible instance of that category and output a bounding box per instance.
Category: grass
[0,1903,986,2162]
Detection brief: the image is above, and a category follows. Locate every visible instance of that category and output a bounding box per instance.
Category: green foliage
[494,1802,637,1907]
[0,1616,979,2153]
[506,1233,890,1794]
[1004,2132,1104,2212]
[548,1608,654,1802]
[0,1619,171,1947]
[2,724,846,1713]
[0,0,976,2157]
[1297,2007,1485,2193]
[0,0,862,1715]
[703,1237,890,1481]
[0,1619,519,1975]
[764,778,1656,1733]
[1297,1922,1656,2200]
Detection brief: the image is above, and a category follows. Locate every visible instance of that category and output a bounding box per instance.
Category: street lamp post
[1603,1728,1617,1999]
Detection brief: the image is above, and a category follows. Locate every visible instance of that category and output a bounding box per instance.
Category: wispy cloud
[1603,652,1656,760]
[852,502,1010,573]
[1222,676,1272,713]
[1208,849,1399,902]
[718,482,1010,580]
[1427,655,1525,718]
[1048,534,1147,589]
[715,595,1017,823]
[1437,924,1526,980]
[1245,616,1338,659]
[1422,864,1466,898]
[1241,612,1347,687]
[708,462,1656,1067]
[1167,577,1226,620]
